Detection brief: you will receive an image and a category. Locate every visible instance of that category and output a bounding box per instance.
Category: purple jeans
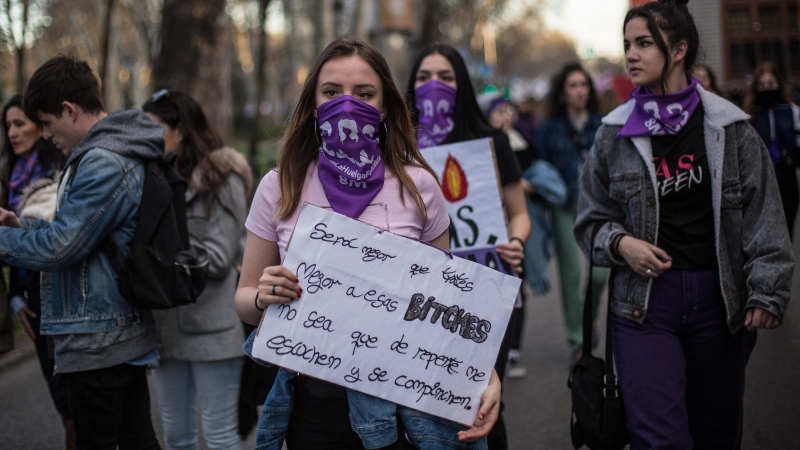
[613,269,757,450]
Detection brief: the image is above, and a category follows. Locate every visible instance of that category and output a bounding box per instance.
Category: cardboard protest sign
[419,138,515,277]
[251,204,520,425]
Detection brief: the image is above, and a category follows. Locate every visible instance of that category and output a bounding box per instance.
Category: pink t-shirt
[246,163,450,258]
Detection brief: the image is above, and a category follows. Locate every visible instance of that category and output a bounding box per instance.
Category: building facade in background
[631,0,800,88]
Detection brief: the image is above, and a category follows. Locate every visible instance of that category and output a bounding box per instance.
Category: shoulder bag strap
[582,226,620,396]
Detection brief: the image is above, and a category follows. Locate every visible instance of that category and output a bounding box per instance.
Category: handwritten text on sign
[420,138,513,276]
[251,204,521,425]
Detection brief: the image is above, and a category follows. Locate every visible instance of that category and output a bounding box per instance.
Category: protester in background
[576,1,793,448]
[2,94,72,449]
[0,56,163,449]
[743,62,800,239]
[537,63,608,363]
[235,35,501,450]
[693,64,719,94]
[143,90,252,450]
[483,94,537,380]
[515,97,539,149]
[407,42,531,450]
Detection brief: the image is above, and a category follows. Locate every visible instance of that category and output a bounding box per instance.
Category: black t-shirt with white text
[651,104,717,270]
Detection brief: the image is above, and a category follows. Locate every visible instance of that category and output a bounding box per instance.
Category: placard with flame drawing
[420,138,516,278]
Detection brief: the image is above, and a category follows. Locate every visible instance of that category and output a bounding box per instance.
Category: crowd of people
[0,0,796,449]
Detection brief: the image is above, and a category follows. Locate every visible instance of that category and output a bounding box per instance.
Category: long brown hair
[277,35,437,220]
[743,62,792,114]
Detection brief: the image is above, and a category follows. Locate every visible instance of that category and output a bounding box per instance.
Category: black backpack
[66,152,209,309]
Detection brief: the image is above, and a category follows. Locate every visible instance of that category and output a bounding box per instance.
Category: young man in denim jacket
[0,56,165,449]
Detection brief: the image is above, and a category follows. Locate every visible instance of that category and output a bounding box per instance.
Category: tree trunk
[248,0,270,172]
[419,0,441,48]
[99,0,114,104]
[154,0,233,141]
[6,0,30,93]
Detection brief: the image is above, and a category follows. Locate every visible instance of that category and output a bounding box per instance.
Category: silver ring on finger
[645,269,652,277]
[272,285,277,295]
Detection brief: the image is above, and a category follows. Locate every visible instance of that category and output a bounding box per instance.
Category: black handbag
[567,257,629,449]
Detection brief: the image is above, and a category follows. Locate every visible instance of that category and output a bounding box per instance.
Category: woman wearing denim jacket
[575,1,793,448]
[144,91,253,450]
[537,64,609,362]
[235,36,501,450]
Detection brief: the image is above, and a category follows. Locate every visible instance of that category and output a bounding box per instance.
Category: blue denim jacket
[243,331,487,450]
[536,114,602,205]
[0,110,165,372]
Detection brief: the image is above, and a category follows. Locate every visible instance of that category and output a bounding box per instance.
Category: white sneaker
[506,359,527,379]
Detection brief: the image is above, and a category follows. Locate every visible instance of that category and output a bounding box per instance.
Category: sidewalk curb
[0,341,36,373]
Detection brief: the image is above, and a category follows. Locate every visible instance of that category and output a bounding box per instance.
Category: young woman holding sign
[575,1,793,448]
[406,43,530,450]
[235,36,501,450]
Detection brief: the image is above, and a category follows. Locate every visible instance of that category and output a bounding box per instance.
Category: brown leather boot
[63,419,76,450]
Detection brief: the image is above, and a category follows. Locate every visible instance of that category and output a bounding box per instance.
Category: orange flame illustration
[441,154,468,202]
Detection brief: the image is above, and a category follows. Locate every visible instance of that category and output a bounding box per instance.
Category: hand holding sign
[251,204,520,426]
[257,266,302,308]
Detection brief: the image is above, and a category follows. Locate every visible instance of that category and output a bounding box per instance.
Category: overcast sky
[543,0,629,59]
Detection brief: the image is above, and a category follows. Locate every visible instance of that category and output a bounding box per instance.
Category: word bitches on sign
[251,204,520,425]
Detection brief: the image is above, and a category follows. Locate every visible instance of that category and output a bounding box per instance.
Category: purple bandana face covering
[618,78,701,138]
[316,95,385,218]
[415,80,457,148]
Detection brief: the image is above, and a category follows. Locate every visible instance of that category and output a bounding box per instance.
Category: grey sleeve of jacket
[574,125,630,267]
[196,174,247,280]
[736,122,794,319]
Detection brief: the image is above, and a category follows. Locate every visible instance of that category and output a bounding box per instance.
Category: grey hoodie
[67,108,165,165]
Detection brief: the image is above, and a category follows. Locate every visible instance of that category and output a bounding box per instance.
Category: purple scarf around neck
[8,147,48,213]
[316,95,385,219]
[618,78,701,138]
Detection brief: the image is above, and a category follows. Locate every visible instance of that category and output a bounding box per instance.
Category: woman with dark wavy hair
[2,94,71,448]
[538,63,607,363]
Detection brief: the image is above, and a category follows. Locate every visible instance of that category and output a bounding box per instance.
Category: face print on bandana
[642,101,691,135]
[319,116,380,170]
[618,78,701,138]
[316,95,386,218]
[415,80,457,148]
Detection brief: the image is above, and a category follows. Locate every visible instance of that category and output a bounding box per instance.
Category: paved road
[1,247,799,449]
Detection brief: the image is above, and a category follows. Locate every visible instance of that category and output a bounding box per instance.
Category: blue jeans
[153,358,244,450]
[613,269,757,450]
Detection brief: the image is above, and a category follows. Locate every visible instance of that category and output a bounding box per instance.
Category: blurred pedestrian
[538,63,608,362]
[576,1,793,448]
[0,56,163,449]
[2,94,72,449]
[693,64,719,94]
[236,35,501,450]
[514,97,539,150]
[144,90,253,450]
[483,95,537,380]
[407,42,531,450]
[743,62,800,239]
